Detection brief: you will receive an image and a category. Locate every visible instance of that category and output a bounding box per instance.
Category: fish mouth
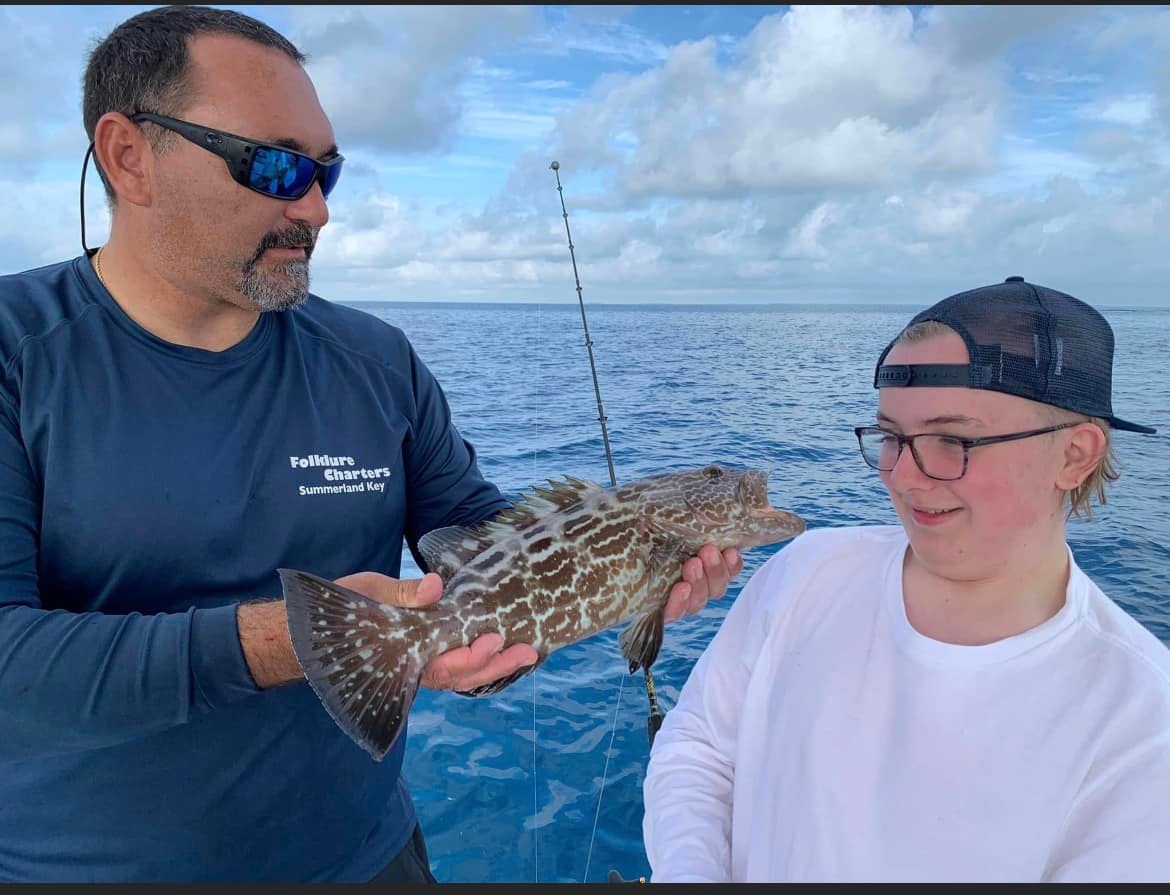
[749,503,806,534]
[744,469,806,535]
[749,506,793,520]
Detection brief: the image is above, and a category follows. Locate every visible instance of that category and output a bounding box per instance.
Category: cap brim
[1109,416,1157,435]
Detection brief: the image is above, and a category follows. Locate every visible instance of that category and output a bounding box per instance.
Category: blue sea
[354,300,1170,883]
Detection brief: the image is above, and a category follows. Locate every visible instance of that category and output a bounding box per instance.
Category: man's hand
[663,545,744,623]
[334,571,540,694]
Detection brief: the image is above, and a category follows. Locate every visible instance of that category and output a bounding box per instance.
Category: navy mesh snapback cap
[874,277,1156,434]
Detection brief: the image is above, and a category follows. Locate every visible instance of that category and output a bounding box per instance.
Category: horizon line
[337,298,1170,312]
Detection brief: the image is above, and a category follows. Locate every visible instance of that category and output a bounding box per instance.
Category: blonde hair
[1041,406,1118,521]
[890,321,1118,520]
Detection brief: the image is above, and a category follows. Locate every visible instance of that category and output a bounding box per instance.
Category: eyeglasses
[131,112,344,201]
[853,422,1080,481]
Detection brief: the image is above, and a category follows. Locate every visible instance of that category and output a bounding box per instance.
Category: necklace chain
[94,248,107,288]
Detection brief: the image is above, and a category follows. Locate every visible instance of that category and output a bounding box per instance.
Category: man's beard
[239,221,317,312]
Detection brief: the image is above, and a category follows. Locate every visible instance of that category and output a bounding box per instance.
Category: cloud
[1081,93,1156,128]
[0,6,147,166]
[1022,70,1104,86]
[527,7,669,66]
[550,6,1008,200]
[783,203,838,261]
[915,4,1097,63]
[290,6,536,153]
[0,178,109,271]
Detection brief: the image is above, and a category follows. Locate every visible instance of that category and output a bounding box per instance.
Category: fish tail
[278,568,436,762]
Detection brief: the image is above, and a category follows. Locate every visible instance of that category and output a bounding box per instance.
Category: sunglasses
[131,112,344,201]
[80,112,344,254]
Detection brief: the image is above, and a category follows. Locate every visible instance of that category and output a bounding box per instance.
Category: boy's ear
[1055,422,1107,491]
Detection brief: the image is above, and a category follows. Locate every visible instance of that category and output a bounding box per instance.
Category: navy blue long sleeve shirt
[0,256,508,881]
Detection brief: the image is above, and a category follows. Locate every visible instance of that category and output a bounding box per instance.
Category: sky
[5,4,1170,307]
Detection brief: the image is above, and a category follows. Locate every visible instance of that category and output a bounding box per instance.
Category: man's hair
[892,320,1118,520]
[82,5,305,200]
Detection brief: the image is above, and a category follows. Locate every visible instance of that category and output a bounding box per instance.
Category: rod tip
[549,160,560,170]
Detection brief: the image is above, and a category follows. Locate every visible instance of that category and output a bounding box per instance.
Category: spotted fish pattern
[280,464,806,760]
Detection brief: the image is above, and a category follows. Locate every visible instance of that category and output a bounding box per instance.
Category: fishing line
[584,668,626,883]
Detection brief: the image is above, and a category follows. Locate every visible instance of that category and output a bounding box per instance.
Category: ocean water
[354,300,1170,883]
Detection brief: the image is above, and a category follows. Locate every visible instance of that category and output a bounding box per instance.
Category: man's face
[876,330,1070,580]
[146,33,337,313]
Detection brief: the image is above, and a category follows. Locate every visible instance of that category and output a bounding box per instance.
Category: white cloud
[0,179,110,271]
[292,6,536,153]
[313,193,426,269]
[916,4,1098,63]
[552,6,1006,199]
[1082,93,1156,128]
[1023,70,1104,86]
[527,7,669,65]
[783,203,838,260]
[0,6,142,166]
[905,188,982,240]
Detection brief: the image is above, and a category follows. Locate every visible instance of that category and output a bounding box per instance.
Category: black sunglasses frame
[131,112,343,201]
[853,421,1081,481]
[81,112,343,254]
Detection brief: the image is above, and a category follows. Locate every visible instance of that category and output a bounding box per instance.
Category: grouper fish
[278,464,806,760]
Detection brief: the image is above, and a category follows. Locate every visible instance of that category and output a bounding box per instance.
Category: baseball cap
[873,276,1156,434]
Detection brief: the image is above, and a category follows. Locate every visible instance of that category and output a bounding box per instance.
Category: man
[0,5,742,883]
[642,277,1170,882]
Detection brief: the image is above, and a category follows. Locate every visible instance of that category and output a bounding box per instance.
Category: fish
[278,464,806,760]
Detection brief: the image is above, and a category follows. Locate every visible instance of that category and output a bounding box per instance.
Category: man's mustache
[248,222,317,267]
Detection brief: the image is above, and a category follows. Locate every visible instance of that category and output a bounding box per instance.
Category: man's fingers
[333,571,444,608]
[698,544,727,590]
[664,582,691,623]
[724,547,744,578]
[452,645,541,692]
[426,633,503,686]
[390,572,444,608]
[665,545,744,624]
[420,635,539,692]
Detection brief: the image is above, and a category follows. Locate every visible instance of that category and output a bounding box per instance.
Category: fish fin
[479,504,548,535]
[279,568,429,762]
[619,608,665,674]
[644,514,705,551]
[476,476,608,538]
[532,476,606,510]
[417,524,495,580]
[618,533,695,674]
[645,532,697,598]
[454,655,547,697]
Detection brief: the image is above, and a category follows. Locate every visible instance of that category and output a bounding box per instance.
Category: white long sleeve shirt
[643,525,1170,883]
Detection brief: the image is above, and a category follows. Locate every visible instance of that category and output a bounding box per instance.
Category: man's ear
[92,112,155,208]
[1055,422,1107,491]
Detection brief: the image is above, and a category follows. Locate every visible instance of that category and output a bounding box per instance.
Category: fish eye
[702,466,722,479]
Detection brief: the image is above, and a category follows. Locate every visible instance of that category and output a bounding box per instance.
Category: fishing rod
[550,161,657,886]
[548,160,664,747]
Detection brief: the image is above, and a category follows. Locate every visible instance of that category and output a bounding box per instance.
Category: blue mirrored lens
[250,147,316,198]
[250,147,342,199]
[320,158,342,198]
